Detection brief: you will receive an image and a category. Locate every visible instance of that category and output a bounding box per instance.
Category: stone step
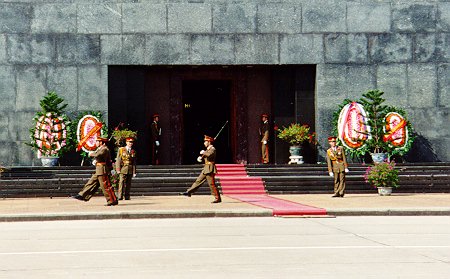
[1,163,449,198]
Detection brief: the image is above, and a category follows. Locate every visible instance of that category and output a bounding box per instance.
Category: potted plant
[276,123,316,164]
[26,91,72,166]
[358,90,391,162]
[111,123,138,148]
[364,160,399,196]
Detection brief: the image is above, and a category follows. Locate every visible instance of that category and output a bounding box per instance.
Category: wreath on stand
[331,90,414,162]
[72,111,108,165]
[26,91,73,161]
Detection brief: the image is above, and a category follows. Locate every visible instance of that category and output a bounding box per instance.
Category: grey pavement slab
[0,194,449,222]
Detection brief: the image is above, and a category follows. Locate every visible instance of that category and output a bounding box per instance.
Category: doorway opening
[108,65,316,165]
[182,80,232,164]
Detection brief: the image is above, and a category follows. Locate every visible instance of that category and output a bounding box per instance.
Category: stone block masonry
[0,0,448,165]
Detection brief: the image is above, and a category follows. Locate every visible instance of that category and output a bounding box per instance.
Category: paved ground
[2,216,450,278]
[1,193,449,221]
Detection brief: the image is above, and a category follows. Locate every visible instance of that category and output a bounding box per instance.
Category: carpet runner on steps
[216,164,327,216]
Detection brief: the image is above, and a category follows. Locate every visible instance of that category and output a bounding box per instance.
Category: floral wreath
[383,106,415,157]
[29,112,70,158]
[337,101,370,150]
[332,99,369,159]
[72,111,108,160]
[332,100,414,159]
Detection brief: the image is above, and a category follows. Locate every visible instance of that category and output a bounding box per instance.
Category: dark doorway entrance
[108,65,316,165]
[182,80,232,164]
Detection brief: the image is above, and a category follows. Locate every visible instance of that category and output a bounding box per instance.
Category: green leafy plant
[110,171,120,189]
[364,161,399,188]
[111,123,138,147]
[359,90,391,154]
[26,91,73,158]
[276,123,316,145]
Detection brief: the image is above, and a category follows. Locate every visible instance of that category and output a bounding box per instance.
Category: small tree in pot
[26,91,73,166]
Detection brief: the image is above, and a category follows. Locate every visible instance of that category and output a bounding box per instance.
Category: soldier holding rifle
[151,113,161,165]
[179,135,222,203]
[259,114,270,164]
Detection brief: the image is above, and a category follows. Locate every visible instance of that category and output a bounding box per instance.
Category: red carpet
[216,164,327,216]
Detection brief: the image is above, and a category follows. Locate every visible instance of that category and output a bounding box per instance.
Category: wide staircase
[246,163,450,194]
[1,163,450,198]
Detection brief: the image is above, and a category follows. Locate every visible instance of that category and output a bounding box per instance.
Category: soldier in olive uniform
[326,136,349,198]
[179,135,221,203]
[259,114,270,164]
[151,113,161,165]
[72,137,118,206]
[115,137,137,200]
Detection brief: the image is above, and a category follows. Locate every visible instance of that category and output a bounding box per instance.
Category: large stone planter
[41,157,59,167]
[371,153,388,164]
[377,186,392,196]
[288,145,304,164]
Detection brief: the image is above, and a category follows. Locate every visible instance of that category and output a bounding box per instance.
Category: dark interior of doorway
[182,80,232,164]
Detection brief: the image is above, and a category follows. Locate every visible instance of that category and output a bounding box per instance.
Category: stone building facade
[0,0,448,166]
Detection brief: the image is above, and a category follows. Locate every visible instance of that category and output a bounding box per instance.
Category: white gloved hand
[263,141,267,145]
[92,159,97,166]
[155,141,160,146]
[345,168,349,173]
[200,150,205,155]
[197,156,203,163]
[329,172,334,177]
[133,173,137,178]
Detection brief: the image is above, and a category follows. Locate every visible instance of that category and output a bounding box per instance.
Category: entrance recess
[182,80,232,164]
[108,65,316,165]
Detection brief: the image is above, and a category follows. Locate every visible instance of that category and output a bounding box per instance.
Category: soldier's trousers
[333,171,346,195]
[152,143,159,165]
[261,142,269,164]
[79,174,117,204]
[187,172,221,201]
[118,173,132,199]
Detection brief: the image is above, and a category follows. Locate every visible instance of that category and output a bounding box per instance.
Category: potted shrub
[358,90,394,163]
[26,91,72,166]
[111,123,138,148]
[276,123,316,164]
[364,160,399,196]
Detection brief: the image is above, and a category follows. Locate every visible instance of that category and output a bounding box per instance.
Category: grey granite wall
[0,0,448,165]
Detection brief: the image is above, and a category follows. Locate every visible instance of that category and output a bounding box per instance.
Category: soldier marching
[72,137,118,206]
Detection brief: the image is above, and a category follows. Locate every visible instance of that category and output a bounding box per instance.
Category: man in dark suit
[180,135,221,203]
[326,136,349,197]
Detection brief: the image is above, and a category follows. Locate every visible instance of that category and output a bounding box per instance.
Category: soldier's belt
[96,162,107,166]
[204,162,215,165]
[123,161,130,164]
